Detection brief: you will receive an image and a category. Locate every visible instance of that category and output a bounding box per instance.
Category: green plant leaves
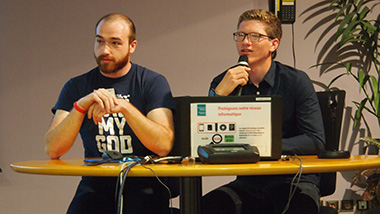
[323,0,380,126]
[370,75,379,115]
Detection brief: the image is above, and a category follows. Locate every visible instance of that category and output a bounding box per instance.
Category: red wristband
[73,101,87,114]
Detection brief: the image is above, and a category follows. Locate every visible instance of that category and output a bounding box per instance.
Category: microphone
[237,55,249,67]
[237,55,249,96]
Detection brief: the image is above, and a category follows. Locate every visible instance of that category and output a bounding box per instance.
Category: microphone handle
[237,62,248,96]
[237,86,243,96]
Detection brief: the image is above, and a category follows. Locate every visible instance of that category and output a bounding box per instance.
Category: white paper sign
[190,102,272,157]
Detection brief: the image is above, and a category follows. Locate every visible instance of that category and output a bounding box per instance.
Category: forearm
[45,110,85,159]
[120,102,174,156]
[282,134,325,155]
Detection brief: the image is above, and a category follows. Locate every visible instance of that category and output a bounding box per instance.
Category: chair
[316,90,349,214]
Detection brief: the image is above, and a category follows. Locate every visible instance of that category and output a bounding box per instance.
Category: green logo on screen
[225,135,234,142]
[197,104,206,116]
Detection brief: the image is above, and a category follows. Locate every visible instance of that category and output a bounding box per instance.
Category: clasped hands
[76,88,127,125]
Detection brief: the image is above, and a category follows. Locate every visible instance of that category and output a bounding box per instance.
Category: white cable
[141,164,174,214]
[281,155,303,214]
[115,157,175,214]
[117,162,130,214]
[117,160,140,214]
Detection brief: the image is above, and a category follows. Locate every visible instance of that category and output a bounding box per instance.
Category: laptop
[170,96,282,161]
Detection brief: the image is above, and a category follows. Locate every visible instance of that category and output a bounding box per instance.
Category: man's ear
[270,38,280,53]
[129,40,138,54]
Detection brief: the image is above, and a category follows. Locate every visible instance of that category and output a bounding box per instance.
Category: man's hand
[87,102,108,125]
[87,99,127,125]
[214,66,250,96]
[76,88,119,114]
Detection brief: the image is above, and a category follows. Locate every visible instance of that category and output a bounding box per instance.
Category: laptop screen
[170,96,282,160]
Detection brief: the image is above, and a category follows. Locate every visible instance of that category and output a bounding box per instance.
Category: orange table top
[10,155,380,177]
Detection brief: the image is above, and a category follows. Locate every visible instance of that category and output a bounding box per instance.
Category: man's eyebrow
[95,35,123,41]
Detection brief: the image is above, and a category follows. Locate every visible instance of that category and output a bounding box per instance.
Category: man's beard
[95,53,129,74]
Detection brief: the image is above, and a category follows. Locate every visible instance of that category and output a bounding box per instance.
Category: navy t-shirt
[52,63,176,158]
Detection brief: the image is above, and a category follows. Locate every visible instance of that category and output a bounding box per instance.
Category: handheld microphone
[237,55,249,67]
[237,55,249,95]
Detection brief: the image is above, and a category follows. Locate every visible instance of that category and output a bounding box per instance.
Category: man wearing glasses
[203,9,325,214]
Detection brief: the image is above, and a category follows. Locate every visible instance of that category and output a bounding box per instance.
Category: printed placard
[190,102,272,157]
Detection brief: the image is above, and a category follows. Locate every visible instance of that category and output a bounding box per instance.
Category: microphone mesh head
[238,55,249,66]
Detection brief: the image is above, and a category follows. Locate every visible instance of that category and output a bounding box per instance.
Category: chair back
[316,90,346,196]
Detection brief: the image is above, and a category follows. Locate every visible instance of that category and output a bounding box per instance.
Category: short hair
[95,13,136,43]
[237,9,282,41]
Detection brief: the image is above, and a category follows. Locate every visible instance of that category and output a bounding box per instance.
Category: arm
[44,109,84,159]
[88,99,174,156]
[45,88,118,159]
[128,105,174,157]
[282,73,325,155]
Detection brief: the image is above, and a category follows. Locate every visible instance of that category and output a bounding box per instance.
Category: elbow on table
[156,136,175,157]
[45,146,62,159]
[44,139,63,159]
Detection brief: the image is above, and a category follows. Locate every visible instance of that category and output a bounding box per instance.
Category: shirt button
[256,91,260,95]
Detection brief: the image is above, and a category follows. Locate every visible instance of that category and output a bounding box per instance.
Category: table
[11,155,380,214]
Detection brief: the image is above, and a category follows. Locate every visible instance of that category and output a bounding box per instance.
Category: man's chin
[99,65,116,74]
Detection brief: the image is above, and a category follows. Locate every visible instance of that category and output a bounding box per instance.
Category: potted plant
[302,0,380,211]
[307,0,379,128]
[320,0,380,150]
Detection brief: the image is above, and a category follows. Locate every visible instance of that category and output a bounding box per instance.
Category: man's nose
[242,36,252,44]
[101,44,111,55]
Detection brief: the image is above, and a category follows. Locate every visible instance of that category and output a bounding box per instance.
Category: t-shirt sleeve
[143,74,176,114]
[51,79,81,114]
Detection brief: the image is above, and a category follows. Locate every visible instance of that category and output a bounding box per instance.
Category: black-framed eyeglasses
[233,32,274,42]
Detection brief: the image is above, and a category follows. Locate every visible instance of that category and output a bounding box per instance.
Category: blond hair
[238,9,282,41]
